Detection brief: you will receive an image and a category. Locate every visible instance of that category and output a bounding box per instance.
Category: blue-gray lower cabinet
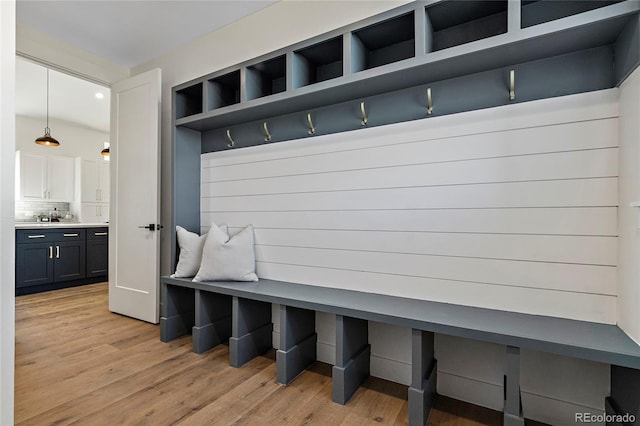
[86,228,108,278]
[15,241,54,288]
[16,227,107,294]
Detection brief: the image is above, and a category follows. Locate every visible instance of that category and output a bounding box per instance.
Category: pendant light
[35,68,60,147]
[101,142,110,157]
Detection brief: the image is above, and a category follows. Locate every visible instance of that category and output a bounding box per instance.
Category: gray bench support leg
[276,305,317,385]
[408,329,436,426]
[504,345,524,426]
[606,365,640,423]
[229,296,273,368]
[160,283,195,343]
[192,290,232,354]
[332,315,370,404]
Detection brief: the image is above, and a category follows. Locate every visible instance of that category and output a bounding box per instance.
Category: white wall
[16,115,109,161]
[132,0,412,277]
[202,90,617,424]
[0,1,16,424]
[617,65,640,345]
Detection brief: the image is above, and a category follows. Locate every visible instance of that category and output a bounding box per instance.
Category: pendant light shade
[35,68,60,147]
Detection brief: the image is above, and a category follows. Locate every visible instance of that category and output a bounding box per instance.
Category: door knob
[138,224,156,231]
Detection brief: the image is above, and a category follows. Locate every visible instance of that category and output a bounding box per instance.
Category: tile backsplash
[15,201,74,222]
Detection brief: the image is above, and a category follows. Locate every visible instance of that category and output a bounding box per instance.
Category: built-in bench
[160,276,640,425]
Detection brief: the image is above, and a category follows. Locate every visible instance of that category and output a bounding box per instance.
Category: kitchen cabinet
[15,229,86,289]
[86,227,108,277]
[80,159,109,203]
[78,159,110,223]
[81,203,109,223]
[15,151,75,202]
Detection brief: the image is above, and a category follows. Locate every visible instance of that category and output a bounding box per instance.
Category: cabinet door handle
[63,233,78,237]
[49,246,53,259]
[56,246,60,259]
[95,232,108,236]
[27,234,45,239]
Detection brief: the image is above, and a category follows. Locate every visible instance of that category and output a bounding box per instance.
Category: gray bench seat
[160,276,640,425]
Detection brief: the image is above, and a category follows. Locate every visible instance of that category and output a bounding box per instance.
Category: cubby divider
[245,55,286,100]
[351,12,415,73]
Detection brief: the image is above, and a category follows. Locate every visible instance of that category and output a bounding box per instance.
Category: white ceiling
[16,0,279,68]
[15,0,279,134]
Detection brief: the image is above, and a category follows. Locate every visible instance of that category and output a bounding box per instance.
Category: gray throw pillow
[193,224,258,282]
[171,224,228,278]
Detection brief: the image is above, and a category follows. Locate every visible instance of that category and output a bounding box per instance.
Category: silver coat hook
[263,121,272,142]
[426,87,433,115]
[360,101,368,126]
[307,113,315,135]
[509,69,515,101]
[226,129,235,148]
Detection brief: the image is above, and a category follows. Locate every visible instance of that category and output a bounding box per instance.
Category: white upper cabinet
[80,159,110,202]
[47,156,75,201]
[16,151,75,202]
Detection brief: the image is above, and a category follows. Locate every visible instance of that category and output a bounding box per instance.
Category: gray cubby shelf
[246,55,286,101]
[350,11,415,73]
[206,70,240,111]
[293,36,343,89]
[173,0,640,135]
[175,82,203,119]
[521,0,625,28]
[426,0,509,52]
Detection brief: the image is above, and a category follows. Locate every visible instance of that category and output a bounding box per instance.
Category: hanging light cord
[45,68,50,133]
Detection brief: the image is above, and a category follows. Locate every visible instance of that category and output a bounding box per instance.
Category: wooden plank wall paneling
[201,89,619,324]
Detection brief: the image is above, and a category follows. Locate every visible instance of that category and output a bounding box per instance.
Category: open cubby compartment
[426,0,508,52]
[521,0,625,28]
[293,36,343,89]
[206,70,240,111]
[175,82,203,119]
[351,12,415,73]
[245,55,286,100]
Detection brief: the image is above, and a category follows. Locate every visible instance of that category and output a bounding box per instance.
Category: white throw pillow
[171,224,228,278]
[193,224,258,282]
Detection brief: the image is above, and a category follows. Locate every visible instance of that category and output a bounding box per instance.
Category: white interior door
[109,69,161,323]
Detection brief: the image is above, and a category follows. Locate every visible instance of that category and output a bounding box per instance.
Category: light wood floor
[16,283,523,425]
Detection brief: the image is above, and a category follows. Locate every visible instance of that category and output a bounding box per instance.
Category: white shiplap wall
[200,89,618,424]
[202,90,618,322]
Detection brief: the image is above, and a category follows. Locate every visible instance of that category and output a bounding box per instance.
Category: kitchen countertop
[15,223,109,229]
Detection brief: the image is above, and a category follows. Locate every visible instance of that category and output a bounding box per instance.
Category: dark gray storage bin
[246,55,286,100]
[293,36,343,88]
[351,12,415,72]
[175,83,203,119]
[207,70,240,110]
[426,0,508,52]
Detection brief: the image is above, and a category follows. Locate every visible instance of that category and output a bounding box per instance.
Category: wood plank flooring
[15,283,526,425]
